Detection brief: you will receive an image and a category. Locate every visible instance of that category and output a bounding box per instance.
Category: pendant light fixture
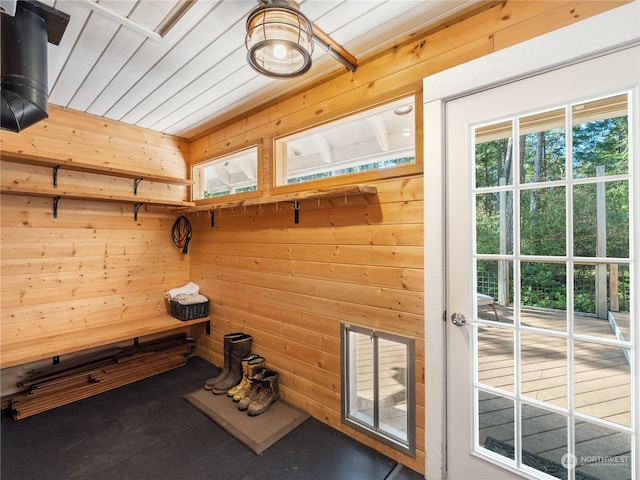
[245,0,314,79]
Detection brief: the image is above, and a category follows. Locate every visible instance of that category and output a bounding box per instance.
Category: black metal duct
[1,1,69,133]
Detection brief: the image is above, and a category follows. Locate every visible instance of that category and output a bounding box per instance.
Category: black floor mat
[1,356,423,480]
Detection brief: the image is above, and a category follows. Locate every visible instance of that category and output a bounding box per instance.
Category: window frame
[271,92,423,196]
[341,323,416,457]
[191,144,262,203]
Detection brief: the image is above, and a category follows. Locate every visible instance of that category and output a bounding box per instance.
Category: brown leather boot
[247,369,279,416]
[204,332,246,390]
[237,368,267,411]
[211,334,252,394]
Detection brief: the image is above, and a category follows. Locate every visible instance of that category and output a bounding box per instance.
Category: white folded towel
[173,293,208,305]
[165,281,200,300]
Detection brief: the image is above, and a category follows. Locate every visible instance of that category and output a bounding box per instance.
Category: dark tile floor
[1,356,423,480]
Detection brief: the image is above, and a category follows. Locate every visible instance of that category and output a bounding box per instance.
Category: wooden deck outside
[477,305,632,480]
[354,336,409,441]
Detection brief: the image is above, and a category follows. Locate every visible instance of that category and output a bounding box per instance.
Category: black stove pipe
[1,1,69,133]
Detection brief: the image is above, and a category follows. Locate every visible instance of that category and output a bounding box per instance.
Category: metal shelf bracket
[133,178,144,195]
[52,196,61,218]
[52,165,60,188]
[292,201,300,224]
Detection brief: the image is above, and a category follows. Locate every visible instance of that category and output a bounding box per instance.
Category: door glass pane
[476,191,513,255]
[572,94,629,179]
[573,180,630,258]
[521,332,567,408]
[350,330,374,425]
[519,108,566,183]
[574,420,632,479]
[574,263,631,339]
[520,186,566,256]
[521,404,568,479]
[477,326,514,392]
[479,390,515,462]
[477,259,514,323]
[574,340,631,427]
[475,120,514,188]
[378,337,408,441]
[520,262,567,332]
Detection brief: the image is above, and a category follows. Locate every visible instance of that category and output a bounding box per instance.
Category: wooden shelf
[190,185,378,211]
[0,314,210,369]
[1,185,194,220]
[1,151,194,186]
[188,185,377,224]
[0,185,195,207]
[1,152,195,217]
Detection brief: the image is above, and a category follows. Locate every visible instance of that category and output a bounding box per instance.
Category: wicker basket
[170,297,209,321]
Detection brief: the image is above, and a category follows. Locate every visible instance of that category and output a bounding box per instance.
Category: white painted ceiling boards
[43,0,477,139]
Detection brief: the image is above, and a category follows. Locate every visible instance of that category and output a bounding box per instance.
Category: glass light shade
[245,3,314,78]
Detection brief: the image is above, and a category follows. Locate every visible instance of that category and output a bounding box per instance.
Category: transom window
[275,96,416,186]
[192,146,258,200]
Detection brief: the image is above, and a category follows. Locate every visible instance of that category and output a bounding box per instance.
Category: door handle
[451,312,468,326]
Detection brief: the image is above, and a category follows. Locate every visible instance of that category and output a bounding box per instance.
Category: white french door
[444,45,639,480]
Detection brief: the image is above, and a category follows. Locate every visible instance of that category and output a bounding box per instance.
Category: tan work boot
[231,356,266,401]
[247,369,279,416]
[227,355,263,398]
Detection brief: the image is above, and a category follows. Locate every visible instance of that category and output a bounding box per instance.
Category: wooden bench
[0,313,210,370]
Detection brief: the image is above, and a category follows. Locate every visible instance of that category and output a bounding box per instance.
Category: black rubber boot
[211,334,252,394]
[203,332,245,390]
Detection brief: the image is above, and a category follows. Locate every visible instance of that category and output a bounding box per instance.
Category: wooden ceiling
[40,0,478,139]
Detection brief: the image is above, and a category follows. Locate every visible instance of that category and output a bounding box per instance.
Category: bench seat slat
[0,314,209,369]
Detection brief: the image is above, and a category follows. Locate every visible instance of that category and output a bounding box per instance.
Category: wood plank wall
[188,176,425,469]
[0,195,189,333]
[0,107,192,390]
[0,0,626,476]
[1,105,190,202]
[188,1,628,474]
